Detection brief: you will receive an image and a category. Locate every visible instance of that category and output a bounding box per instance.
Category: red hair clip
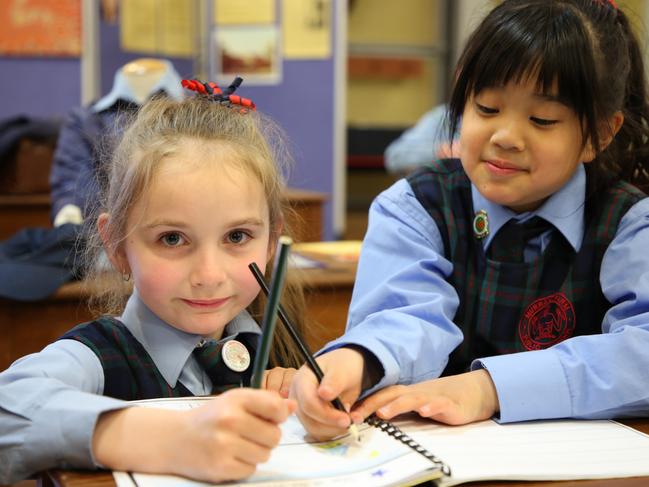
[594,0,618,9]
[181,77,256,112]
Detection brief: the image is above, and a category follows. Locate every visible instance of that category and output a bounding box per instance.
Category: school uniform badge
[518,292,575,350]
[222,339,251,372]
[473,210,489,239]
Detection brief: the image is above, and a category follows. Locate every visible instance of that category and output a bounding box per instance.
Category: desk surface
[44,419,649,487]
[0,246,356,371]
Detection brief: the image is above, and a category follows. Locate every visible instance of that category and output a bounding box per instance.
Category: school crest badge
[518,292,575,350]
[473,210,489,239]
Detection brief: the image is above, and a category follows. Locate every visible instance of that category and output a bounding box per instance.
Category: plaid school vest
[60,318,194,400]
[408,159,645,375]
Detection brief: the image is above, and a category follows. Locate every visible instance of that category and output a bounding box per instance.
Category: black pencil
[250,236,292,389]
[248,261,360,441]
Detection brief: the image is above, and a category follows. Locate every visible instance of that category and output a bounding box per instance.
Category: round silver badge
[221,340,251,372]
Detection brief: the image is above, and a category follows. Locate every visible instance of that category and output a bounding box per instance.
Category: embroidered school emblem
[518,292,575,350]
[473,210,489,239]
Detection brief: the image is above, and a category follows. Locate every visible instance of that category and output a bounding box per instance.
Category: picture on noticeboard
[213,25,282,85]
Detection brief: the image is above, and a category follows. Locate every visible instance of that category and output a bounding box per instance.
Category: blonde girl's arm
[0,340,126,483]
[92,388,295,483]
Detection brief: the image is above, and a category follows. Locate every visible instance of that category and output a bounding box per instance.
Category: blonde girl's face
[459,78,596,213]
[117,139,272,338]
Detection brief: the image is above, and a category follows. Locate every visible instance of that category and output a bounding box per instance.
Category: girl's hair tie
[181,77,256,111]
[594,0,618,9]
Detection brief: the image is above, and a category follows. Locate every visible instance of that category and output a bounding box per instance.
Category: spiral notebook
[113,397,649,487]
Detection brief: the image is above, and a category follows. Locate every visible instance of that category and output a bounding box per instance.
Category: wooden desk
[0,193,51,239]
[41,419,649,487]
[283,188,328,243]
[0,255,354,371]
[0,188,327,242]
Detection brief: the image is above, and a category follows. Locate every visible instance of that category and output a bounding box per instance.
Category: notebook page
[113,397,440,487]
[114,399,649,486]
[400,418,649,486]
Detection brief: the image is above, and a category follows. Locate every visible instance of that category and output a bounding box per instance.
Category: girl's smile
[483,158,527,176]
[181,297,231,309]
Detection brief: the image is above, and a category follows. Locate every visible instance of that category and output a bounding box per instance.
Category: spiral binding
[366,415,452,477]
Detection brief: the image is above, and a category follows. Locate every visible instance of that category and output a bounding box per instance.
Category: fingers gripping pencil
[248,260,361,442]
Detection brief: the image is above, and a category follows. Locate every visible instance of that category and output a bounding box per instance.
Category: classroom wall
[346,0,443,128]
[0,57,80,119]
[99,21,194,99]
[0,2,340,240]
[205,0,341,239]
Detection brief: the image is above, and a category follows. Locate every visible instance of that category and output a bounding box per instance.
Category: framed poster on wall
[213,25,282,85]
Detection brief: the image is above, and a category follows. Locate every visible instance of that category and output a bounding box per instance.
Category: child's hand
[178,389,296,480]
[289,347,365,440]
[263,367,296,397]
[93,388,296,483]
[351,369,499,426]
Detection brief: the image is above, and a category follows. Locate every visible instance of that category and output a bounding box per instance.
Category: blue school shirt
[324,164,649,423]
[0,291,260,483]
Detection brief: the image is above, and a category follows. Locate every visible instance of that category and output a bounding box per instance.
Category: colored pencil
[250,236,292,389]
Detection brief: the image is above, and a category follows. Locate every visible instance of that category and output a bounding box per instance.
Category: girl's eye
[160,232,186,247]
[228,230,251,245]
[476,102,498,115]
[530,116,558,126]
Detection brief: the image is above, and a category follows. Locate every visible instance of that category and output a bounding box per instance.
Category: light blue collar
[119,289,260,387]
[471,164,586,252]
[92,59,184,113]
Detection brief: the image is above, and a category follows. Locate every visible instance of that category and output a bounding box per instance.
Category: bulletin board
[0,0,81,57]
[120,0,194,58]
[211,0,332,85]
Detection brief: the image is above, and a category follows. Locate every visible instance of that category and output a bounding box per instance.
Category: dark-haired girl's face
[459,78,595,213]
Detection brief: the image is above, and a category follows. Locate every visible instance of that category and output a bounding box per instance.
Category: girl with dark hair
[292,0,649,440]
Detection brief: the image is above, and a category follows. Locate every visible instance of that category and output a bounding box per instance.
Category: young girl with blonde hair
[0,79,307,483]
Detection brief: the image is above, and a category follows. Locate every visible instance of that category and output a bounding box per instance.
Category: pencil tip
[350,423,361,443]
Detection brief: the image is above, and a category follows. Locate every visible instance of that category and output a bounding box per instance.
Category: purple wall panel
[0,57,80,119]
[239,68,334,236]
[242,60,334,202]
[263,61,333,238]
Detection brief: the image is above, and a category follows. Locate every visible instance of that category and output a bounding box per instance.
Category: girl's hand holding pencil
[289,347,365,441]
[93,388,295,483]
[178,388,296,481]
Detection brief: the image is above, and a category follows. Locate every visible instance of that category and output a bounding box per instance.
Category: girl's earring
[122,272,131,282]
